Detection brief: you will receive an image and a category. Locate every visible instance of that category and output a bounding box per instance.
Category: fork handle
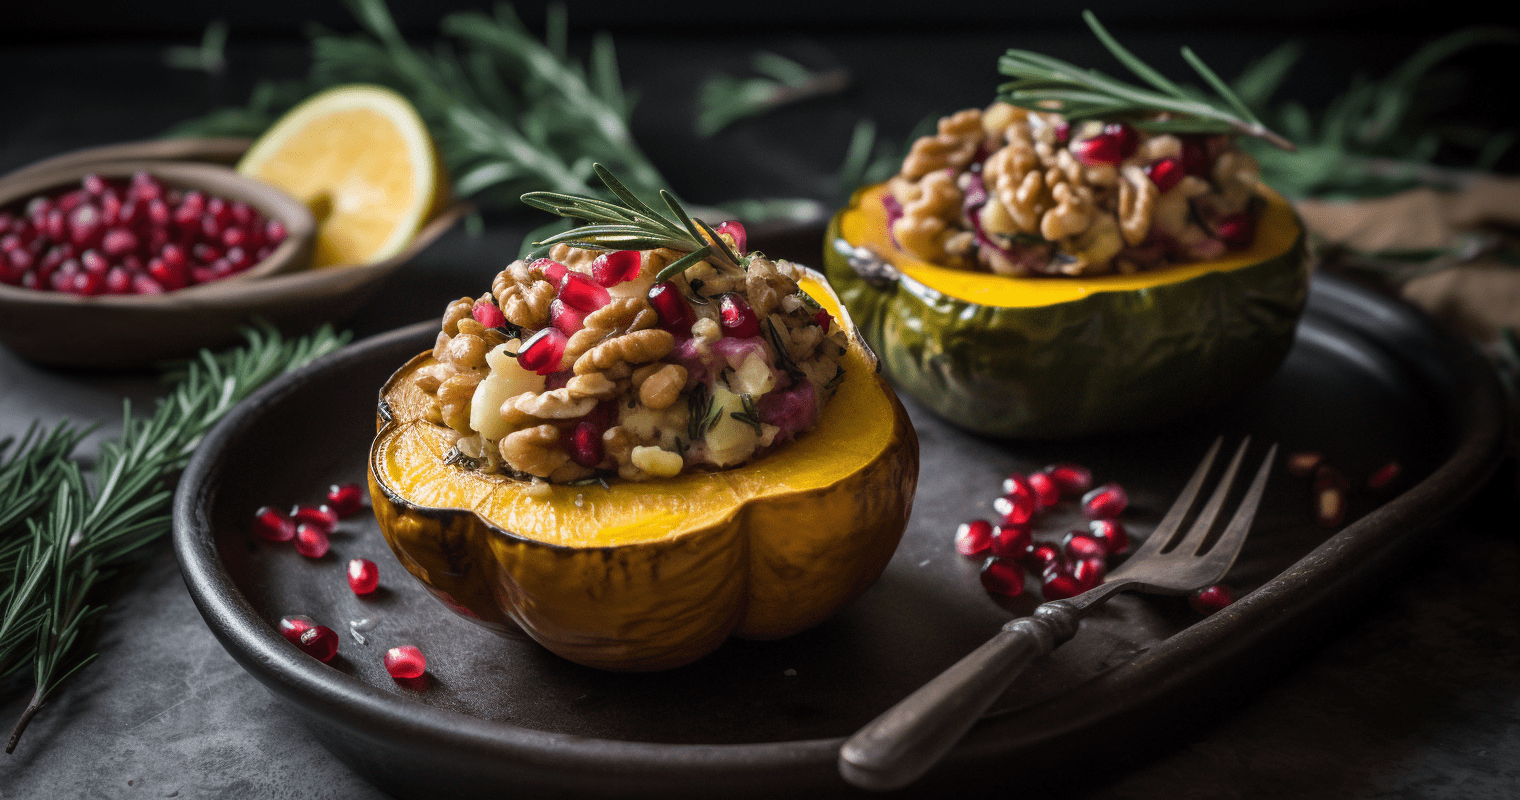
[838,601,1081,791]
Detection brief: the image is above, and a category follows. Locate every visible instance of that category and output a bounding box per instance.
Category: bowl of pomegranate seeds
[0,138,466,368]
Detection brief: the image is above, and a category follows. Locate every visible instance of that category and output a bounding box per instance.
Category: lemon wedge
[237,84,441,268]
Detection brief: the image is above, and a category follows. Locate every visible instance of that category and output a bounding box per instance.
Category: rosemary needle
[0,324,349,754]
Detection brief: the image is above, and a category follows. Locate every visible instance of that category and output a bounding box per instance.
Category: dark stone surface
[2,17,1518,799]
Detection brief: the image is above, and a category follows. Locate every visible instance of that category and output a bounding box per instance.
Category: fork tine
[1193,443,1277,578]
[1125,436,1223,561]
[1173,437,1252,556]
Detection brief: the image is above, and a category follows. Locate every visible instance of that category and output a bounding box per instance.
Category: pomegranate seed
[1044,464,1093,495]
[1180,136,1210,175]
[979,557,1026,597]
[206,196,231,225]
[530,257,568,284]
[230,201,254,226]
[290,504,338,532]
[264,219,287,245]
[347,558,380,595]
[989,524,1033,560]
[148,256,185,290]
[104,265,132,294]
[558,271,611,312]
[222,226,247,249]
[80,249,109,276]
[1052,122,1070,144]
[130,171,164,202]
[1368,461,1401,490]
[1026,471,1062,509]
[813,308,831,332]
[82,174,109,196]
[278,614,314,643]
[471,298,506,329]
[253,505,296,542]
[224,246,252,270]
[294,523,331,558]
[1082,483,1128,519]
[1214,213,1256,249]
[1073,133,1125,166]
[384,645,427,679]
[517,327,568,375]
[1189,584,1234,614]
[145,197,171,229]
[200,214,225,241]
[69,270,105,296]
[1088,519,1130,555]
[326,483,365,517]
[1026,542,1062,571]
[101,228,138,258]
[298,625,339,662]
[589,250,641,287]
[550,298,586,335]
[1286,451,1323,477]
[56,190,88,213]
[67,204,104,250]
[1042,571,1085,600]
[131,273,165,294]
[1062,532,1106,560]
[993,492,1038,525]
[1315,486,1345,528]
[174,194,203,227]
[561,420,605,468]
[192,242,222,265]
[647,281,695,334]
[1000,472,1042,510]
[718,292,761,338]
[1104,123,1139,158]
[1072,556,1106,588]
[715,220,747,254]
[954,519,994,556]
[1146,158,1185,192]
[100,193,122,227]
[45,208,68,242]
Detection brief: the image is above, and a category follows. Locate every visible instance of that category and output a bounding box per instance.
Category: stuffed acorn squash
[369,173,918,671]
[824,21,1310,439]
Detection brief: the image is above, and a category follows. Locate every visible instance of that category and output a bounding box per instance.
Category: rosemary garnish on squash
[997,10,1295,151]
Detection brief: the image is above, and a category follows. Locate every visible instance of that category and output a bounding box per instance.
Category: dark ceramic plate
[174,275,1504,798]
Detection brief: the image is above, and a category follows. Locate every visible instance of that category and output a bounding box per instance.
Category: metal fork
[838,437,1277,791]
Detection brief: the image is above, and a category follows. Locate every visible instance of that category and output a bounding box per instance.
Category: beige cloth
[1294,177,1520,342]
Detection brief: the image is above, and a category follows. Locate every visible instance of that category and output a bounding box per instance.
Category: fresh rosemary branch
[0,324,349,754]
[522,164,746,280]
[695,52,850,138]
[997,10,1295,151]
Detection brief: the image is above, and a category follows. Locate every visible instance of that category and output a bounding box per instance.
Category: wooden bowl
[0,139,466,369]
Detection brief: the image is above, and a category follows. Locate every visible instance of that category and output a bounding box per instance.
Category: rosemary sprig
[0,324,349,754]
[695,52,850,137]
[687,384,722,442]
[730,394,764,436]
[997,10,1295,151]
[522,164,746,280]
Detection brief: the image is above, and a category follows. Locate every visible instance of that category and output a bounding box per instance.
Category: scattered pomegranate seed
[994,492,1039,525]
[517,327,569,375]
[561,420,605,468]
[530,257,568,284]
[294,524,331,558]
[298,626,340,662]
[347,558,380,595]
[290,504,338,532]
[1105,122,1139,158]
[326,483,365,518]
[1044,463,1092,495]
[715,220,747,255]
[1315,486,1345,528]
[1285,451,1323,477]
[590,250,642,287]
[1368,461,1401,490]
[1189,584,1234,614]
[988,524,1032,559]
[278,614,315,643]
[1073,133,1125,166]
[558,271,612,312]
[1025,542,1062,571]
[718,292,761,338]
[1146,158,1185,192]
[647,281,695,334]
[1072,556,1106,588]
[1000,472,1042,509]
[1088,519,1130,555]
[1214,213,1256,249]
[954,520,994,556]
[979,557,1026,597]
[253,506,296,541]
[384,645,427,679]
[471,298,506,329]
[1025,471,1062,509]
[1062,532,1106,560]
[1082,483,1128,519]
[1042,571,1084,600]
[550,298,587,335]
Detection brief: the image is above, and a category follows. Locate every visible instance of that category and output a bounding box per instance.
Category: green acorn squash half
[367,272,919,671]
[824,183,1310,438]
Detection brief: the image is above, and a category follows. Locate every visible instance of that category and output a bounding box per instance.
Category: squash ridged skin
[367,282,919,672]
[824,185,1311,439]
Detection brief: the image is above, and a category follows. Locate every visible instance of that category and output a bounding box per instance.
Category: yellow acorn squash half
[824,183,1311,439]
[367,271,919,671]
